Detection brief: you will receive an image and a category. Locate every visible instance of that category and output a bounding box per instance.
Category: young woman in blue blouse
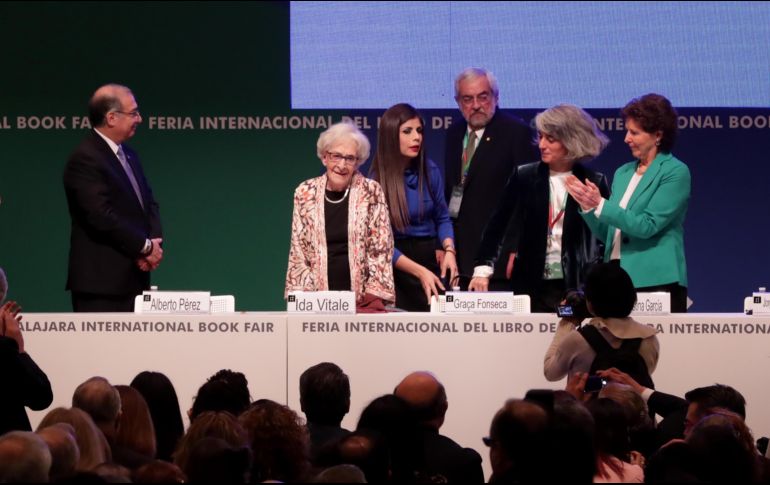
[370,103,458,311]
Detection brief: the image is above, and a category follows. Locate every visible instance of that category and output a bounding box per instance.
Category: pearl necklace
[325,186,350,204]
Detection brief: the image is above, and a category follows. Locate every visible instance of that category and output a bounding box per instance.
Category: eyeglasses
[326,151,358,166]
[482,436,495,447]
[114,110,141,119]
[458,92,492,106]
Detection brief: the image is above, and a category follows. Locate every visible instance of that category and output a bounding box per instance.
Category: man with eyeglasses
[444,68,537,290]
[63,84,163,312]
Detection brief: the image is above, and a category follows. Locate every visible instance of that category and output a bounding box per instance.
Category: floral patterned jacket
[285,172,395,304]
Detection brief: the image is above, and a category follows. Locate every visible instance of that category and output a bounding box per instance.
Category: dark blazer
[0,337,53,436]
[417,427,484,483]
[444,111,537,283]
[475,161,609,295]
[63,129,162,296]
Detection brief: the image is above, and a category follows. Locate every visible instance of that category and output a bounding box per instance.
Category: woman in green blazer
[566,94,690,312]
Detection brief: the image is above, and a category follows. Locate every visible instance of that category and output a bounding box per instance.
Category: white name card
[287,291,356,314]
[631,292,671,315]
[745,290,770,315]
[442,292,515,314]
[139,291,211,314]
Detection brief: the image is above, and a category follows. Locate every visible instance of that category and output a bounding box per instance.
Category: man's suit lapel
[91,131,147,213]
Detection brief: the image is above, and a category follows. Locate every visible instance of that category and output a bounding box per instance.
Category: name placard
[441,292,515,314]
[631,292,671,315]
[139,291,211,314]
[745,290,770,315]
[287,291,356,314]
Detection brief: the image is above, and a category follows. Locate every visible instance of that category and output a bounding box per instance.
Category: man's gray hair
[0,431,52,483]
[316,122,371,167]
[454,67,500,100]
[72,376,122,425]
[534,104,609,161]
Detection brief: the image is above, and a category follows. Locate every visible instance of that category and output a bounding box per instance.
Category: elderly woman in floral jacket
[285,122,395,308]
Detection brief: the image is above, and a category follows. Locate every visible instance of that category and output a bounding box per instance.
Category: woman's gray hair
[316,122,371,167]
[0,267,7,303]
[534,104,609,162]
[454,67,500,100]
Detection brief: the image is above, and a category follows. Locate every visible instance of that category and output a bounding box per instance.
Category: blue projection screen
[291,1,770,109]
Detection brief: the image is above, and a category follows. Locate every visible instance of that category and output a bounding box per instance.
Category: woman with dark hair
[130,371,184,462]
[370,103,457,311]
[544,263,659,383]
[469,104,610,312]
[587,398,645,482]
[567,93,690,312]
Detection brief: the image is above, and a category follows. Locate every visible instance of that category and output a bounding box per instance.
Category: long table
[23,312,770,480]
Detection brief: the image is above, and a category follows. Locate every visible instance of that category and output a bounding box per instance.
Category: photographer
[543,263,659,383]
[0,267,53,435]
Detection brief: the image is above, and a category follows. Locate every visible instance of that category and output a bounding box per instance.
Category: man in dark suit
[394,371,483,483]
[299,362,352,465]
[444,68,537,290]
[64,84,163,312]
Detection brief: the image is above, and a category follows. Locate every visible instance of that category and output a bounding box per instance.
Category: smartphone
[584,375,607,393]
[556,304,574,318]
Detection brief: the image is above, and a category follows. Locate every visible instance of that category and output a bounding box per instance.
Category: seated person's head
[299,362,350,426]
[584,263,637,318]
[190,370,251,421]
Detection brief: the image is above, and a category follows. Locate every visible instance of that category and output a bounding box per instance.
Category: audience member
[357,394,423,482]
[185,436,251,483]
[239,399,311,483]
[132,459,186,483]
[586,398,644,482]
[115,385,156,460]
[91,462,132,483]
[686,411,758,483]
[189,369,251,420]
[0,430,52,482]
[394,371,483,482]
[37,423,80,481]
[173,411,248,475]
[299,362,352,465]
[38,406,109,471]
[73,376,151,469]
[598,382,656,459]
[312,463,367,483]
[330,430,390,483]
[485,399,549,483]
[130,371,184,462]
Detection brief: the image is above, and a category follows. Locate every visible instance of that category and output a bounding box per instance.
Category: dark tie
[116,146,144,209]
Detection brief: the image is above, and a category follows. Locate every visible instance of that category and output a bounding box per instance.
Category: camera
[584,375,607,393]
[557,289,590,321]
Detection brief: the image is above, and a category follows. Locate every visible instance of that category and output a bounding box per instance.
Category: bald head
[394,371,447,427]
[0,431,52,482]
[37,424,80,481]
[72,376,121,427]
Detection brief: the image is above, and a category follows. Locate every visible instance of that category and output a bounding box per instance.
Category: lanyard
[548,178,568,236]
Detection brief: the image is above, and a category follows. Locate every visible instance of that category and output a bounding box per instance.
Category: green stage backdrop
[0,1,333,311]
